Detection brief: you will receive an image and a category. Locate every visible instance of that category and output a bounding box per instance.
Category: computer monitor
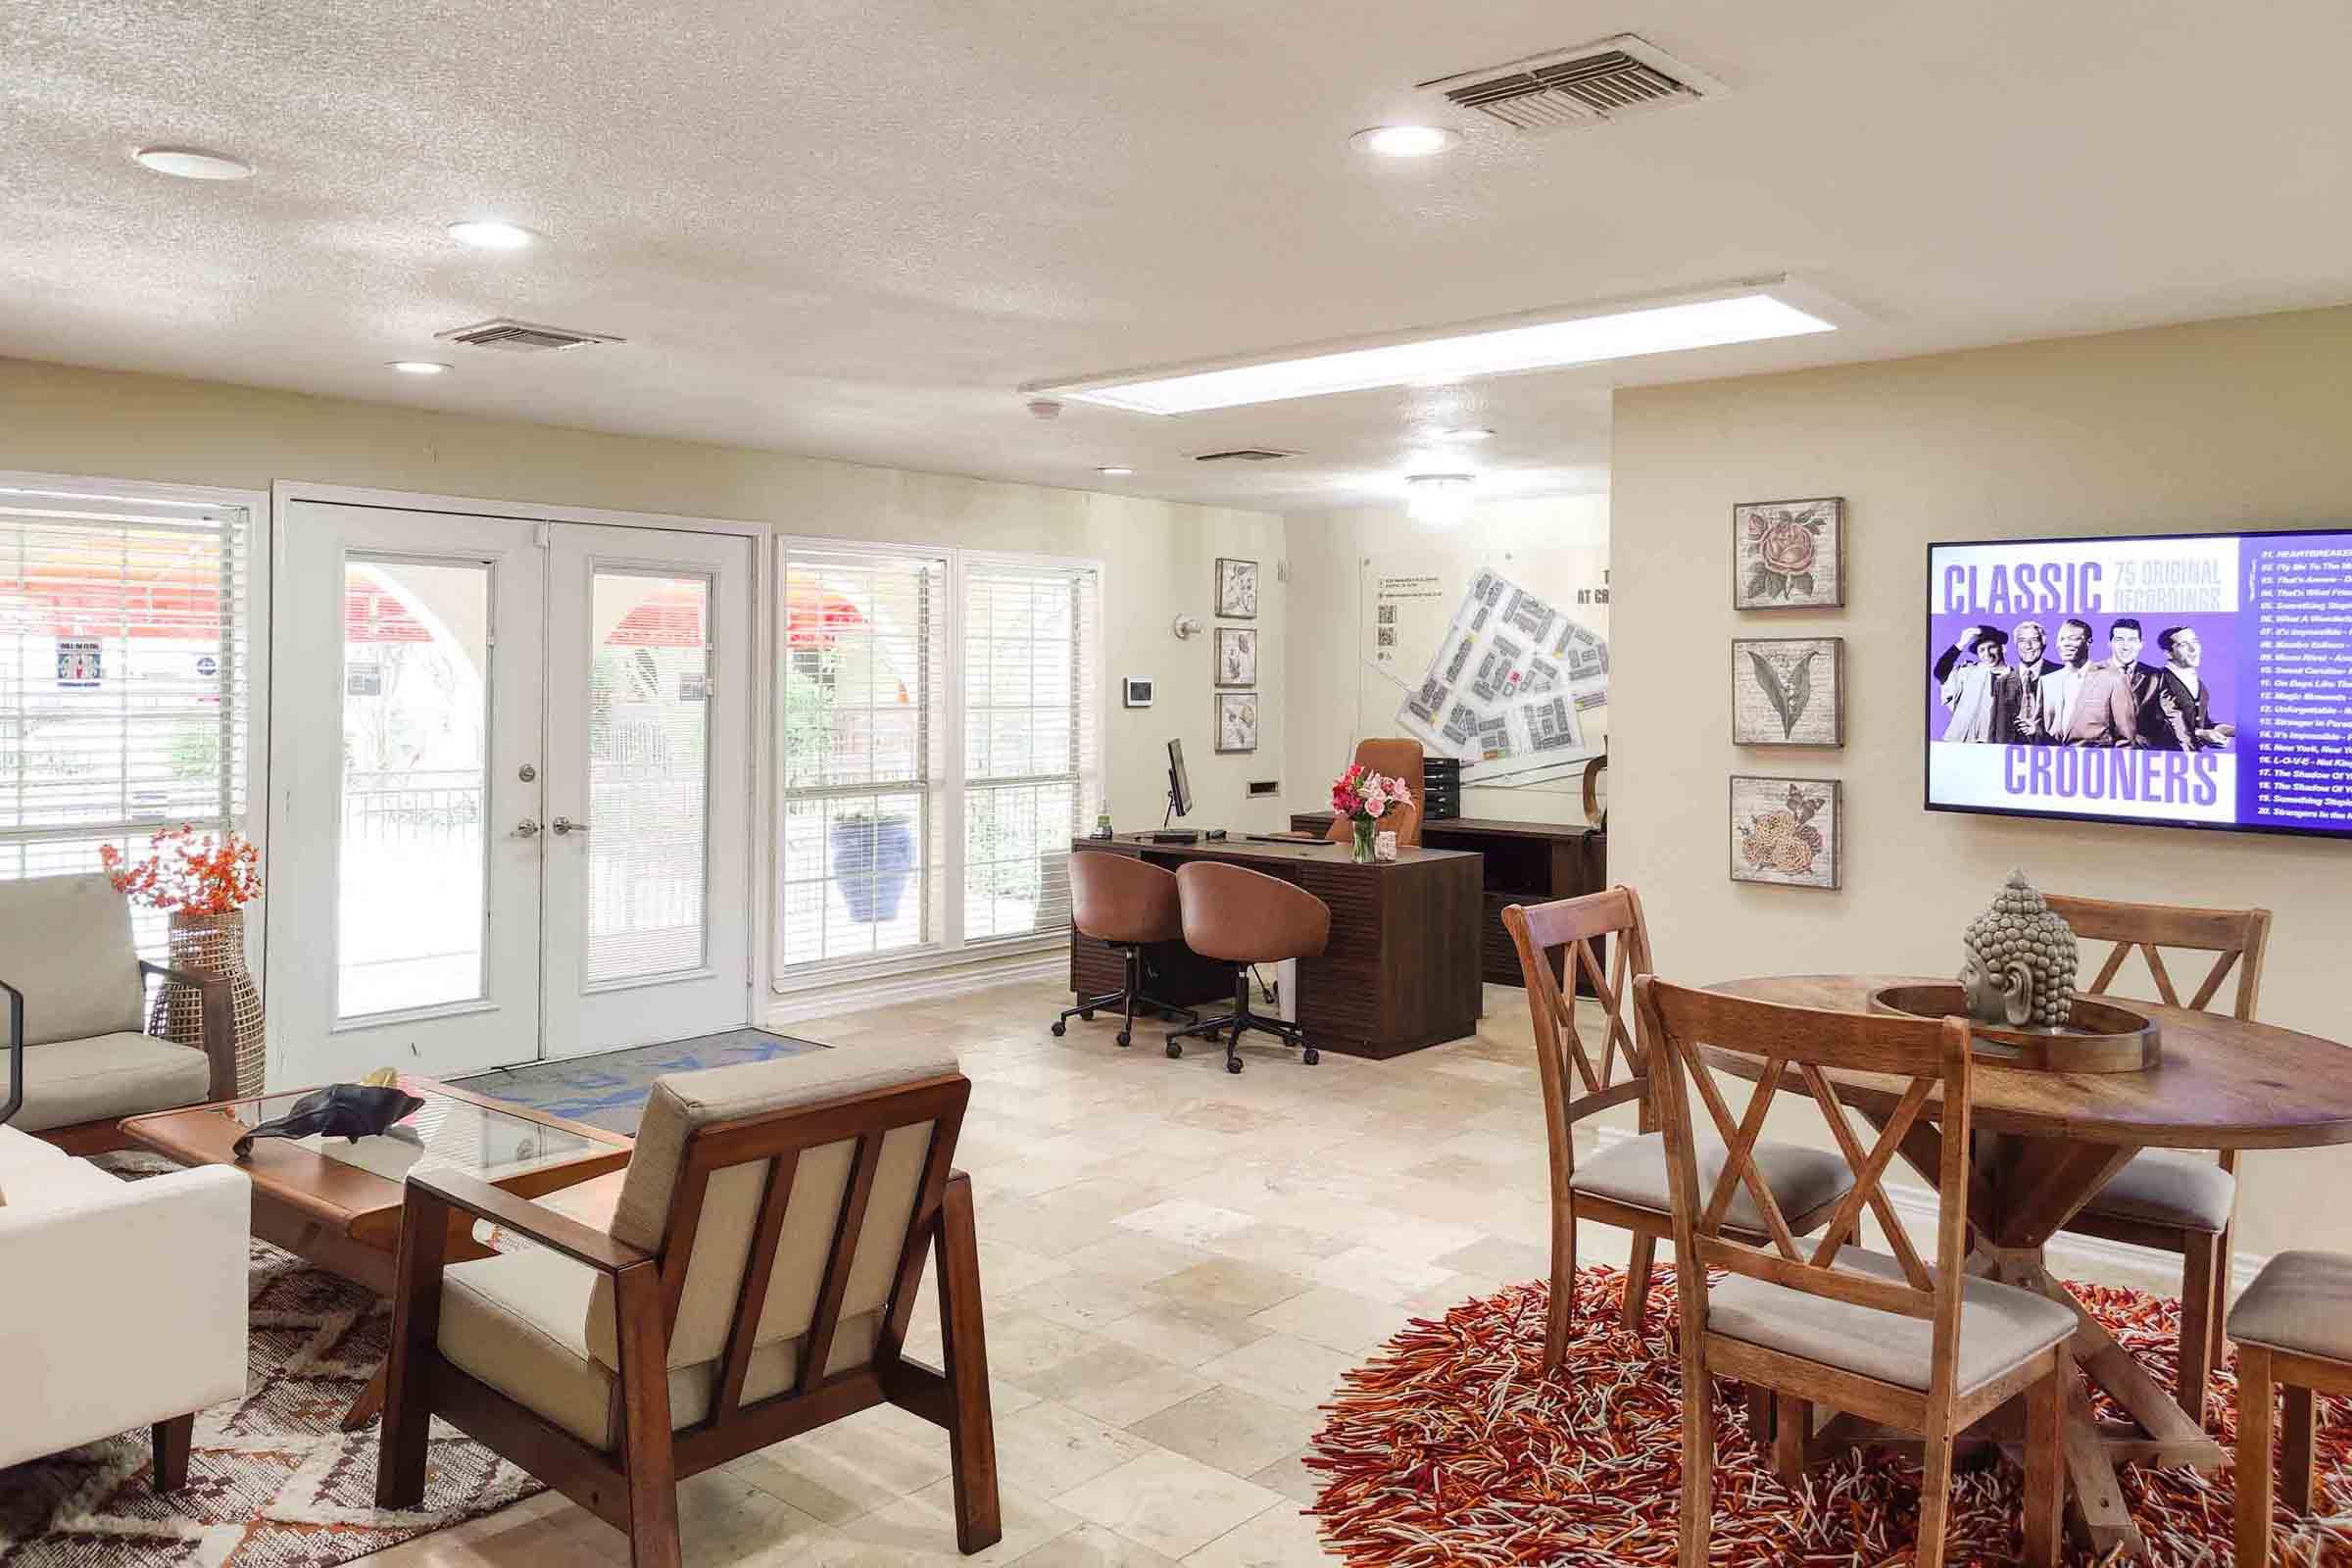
[1165,739,1194,825]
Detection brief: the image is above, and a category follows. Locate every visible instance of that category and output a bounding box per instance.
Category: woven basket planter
[148,907,267,1095]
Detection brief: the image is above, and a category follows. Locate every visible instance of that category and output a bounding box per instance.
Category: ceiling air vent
[1418,33,1727,134]
[1193,448,1295,464]
[434,318,625,353]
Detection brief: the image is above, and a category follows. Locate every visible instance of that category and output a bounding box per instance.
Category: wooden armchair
[375,1042,998,1568]
[2043,893,2272,1426]
[1501,886,1853,1370]
[1640,978,2076,1568]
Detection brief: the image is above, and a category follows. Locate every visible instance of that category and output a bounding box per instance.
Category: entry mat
[453,1026,827,1135]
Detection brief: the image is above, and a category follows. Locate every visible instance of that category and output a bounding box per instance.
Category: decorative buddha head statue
[1959,868,2079,1029]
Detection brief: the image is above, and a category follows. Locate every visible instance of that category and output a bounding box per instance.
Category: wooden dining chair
[375,1043,999,1568]
[1501,887,1853,1371]
[1638,977,2077,1568]
[2043,893,2273,1426]
[2229,1250,2352,1565]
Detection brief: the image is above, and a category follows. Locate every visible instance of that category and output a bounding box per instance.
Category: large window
[0,478,257,950]
[774,545,1099,981]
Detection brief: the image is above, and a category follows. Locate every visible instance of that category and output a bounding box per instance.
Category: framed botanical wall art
[1733,496,1844,610]
[1215,691,1258,753]
[1213,626,1257,688]
[1732,636,1844,747]
[1216,557,1259,618]
[1729,774,1841,890]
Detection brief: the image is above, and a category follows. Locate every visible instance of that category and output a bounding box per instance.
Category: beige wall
[1285,495,1609,823]
[1610,304,2352,1263]
[0,356,1287,833]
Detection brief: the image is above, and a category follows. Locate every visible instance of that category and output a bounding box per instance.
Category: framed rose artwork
[1729,774,1841,889]
[1733,497,1844,610]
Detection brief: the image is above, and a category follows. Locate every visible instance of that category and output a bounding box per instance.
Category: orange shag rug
[1305,1265,2349,1566]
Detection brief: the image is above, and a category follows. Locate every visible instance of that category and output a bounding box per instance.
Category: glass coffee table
[122,1075,632,1429]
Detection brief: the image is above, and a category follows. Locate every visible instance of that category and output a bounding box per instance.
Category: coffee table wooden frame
[122,1074,632,1428]
[1703,974,2352,1562]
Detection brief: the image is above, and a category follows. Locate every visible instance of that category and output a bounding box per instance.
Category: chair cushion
[1709,1247,2080,1395]
[1,1033,212,1133]
[2229,1250,2352,1362]
[0,1148,125,1210]
[0,873,142,1045]
[1572,1131,1854,1237]
[2077,1150,2235,1233]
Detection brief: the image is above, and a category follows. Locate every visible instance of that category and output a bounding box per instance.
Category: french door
[268,500,753,1084]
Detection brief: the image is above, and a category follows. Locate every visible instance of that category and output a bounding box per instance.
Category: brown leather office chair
[1056,853,1197,1048]
[1164,861,1331,1074]
[1322,738,1425,849]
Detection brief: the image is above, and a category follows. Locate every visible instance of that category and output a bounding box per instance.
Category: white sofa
[0,1124,250,1485]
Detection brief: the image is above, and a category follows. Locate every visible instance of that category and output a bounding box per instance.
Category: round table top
[1702,973,2352,1151]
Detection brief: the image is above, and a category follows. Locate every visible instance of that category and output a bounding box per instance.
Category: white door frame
[267,481,773,1082]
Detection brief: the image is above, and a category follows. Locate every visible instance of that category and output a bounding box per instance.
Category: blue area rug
[453,1027,827,1135]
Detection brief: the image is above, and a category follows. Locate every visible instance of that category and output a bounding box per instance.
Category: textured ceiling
[4,0,2350,510]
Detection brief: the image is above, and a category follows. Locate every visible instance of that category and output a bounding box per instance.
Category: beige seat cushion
[436,1246,878,1449]
[2077,1149,2235,1233]
[1572,1131,1853,1236]
[0,873,143,1046]
[0,1147,125,1210]
[1709,1247,2079,1395]
[2229,1250,2352,1362]
[2,1033,212,1133]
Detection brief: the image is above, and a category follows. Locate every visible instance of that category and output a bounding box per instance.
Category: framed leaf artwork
[1216,557,1259,618]
[1732,637,1844,747]
[1733,497,1843,610]
[1729,775,1841,890]
[1215,691,1258,753]
[1213,626,1257,688]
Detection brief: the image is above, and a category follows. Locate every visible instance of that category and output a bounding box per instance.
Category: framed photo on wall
[1213,626,1257,688]
[1215,691,1258,753]
[1215,557,1259,618]
[1733,497,1844,610]
[1729,774,1841,889]
[1732,636,1844,746]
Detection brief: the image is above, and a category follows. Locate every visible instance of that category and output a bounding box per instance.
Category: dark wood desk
[1289,812,1604,988]
[1067,835,1483,1059]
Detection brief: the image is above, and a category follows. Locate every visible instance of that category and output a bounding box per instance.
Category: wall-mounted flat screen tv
[1926,529,2352,838]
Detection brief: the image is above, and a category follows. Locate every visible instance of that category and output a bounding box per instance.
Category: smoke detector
[1418,34,1727,134]
[434,318,624,353]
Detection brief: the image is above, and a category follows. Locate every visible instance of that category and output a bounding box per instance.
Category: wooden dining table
[1703,973,2352,1561]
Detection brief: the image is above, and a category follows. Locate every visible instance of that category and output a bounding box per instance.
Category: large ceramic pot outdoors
[829,815,916,923]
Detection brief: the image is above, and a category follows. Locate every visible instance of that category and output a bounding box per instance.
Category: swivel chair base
[1164,968,1319,1073]
[1054,943,1198,1048]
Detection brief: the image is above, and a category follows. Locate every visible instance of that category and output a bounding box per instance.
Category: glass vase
[1349,817,1378,863]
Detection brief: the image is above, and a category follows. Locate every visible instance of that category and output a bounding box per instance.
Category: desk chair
[1055,853,1197,1048]
[1322,738,1425,849]
[1164,861,1330,1074]
[2043,893,2272,1427]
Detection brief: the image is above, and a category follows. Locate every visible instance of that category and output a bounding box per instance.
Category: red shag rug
[1306,1265,2350,1566]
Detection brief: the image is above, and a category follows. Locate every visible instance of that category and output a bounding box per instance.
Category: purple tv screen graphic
[1926,531,2352,838]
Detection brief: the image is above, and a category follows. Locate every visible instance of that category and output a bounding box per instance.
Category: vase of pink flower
[1331,763,1413,863]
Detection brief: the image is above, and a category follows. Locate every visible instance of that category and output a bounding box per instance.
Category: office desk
[1067,835,1483,1059]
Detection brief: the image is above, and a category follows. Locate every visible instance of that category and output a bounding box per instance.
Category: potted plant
[1330,764,1414,863]
[829,809,916,922]
[100,825,267,1094]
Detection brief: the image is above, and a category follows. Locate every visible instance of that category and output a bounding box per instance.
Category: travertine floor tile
[1054,1450,1285,1559]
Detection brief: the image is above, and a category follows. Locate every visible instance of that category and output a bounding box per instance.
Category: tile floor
[353,978,2183,1568]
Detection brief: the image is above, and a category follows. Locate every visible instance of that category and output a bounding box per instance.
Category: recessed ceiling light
[446,220,537,251]
[1439,426,1495,441]
[1035,288,1840,416]
[1350,125,1461,159]
[1096,466,1134,476]
[1406,473,1477,528]
[386,361,450,375]
[132,146,253,180]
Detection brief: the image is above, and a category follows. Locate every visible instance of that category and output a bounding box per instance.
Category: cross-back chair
[1501,886,1851,1370]
[1639,977,2076,1568]
[2044,892,2273,1426]
[375,1043,999,1568]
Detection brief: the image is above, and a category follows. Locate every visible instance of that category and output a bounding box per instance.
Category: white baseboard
[1590,1126,2266,1294]
[764,951,1065,1027]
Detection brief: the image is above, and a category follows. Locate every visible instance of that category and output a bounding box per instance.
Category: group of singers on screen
[1934,616,2236,751]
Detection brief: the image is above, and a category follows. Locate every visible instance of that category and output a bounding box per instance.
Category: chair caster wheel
[1079,1008,1095,1021]
[1226,1056,1244,1074]
[1302,1048,1319,1065]
[1166,1041,1183,1058]
[1116,1030,1132,1048]
[1051,1020,1066,1037]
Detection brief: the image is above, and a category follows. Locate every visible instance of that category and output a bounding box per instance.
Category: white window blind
[961,559,1100,944]
[775,546,949,970]
[0,496,253,947]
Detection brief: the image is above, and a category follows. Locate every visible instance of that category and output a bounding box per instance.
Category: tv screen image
[1925,529,2352,838]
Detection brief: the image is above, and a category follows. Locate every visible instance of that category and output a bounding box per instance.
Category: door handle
[552,816,590,835]
[514,818,542,838]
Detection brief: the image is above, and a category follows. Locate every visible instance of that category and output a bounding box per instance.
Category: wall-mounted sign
[195,654,220,678]
[346,662,383,697]
[58,639,102,688]
[678,672,708,702]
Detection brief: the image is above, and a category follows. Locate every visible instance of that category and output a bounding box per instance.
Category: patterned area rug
[1307,1265,2350,1566]
[0,1155,541,1567]
[453,1026,826,1133]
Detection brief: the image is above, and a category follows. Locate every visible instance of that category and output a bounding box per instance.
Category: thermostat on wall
[1122,676,1153,708]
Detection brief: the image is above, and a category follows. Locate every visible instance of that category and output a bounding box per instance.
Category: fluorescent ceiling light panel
[1043,291,1836,416]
